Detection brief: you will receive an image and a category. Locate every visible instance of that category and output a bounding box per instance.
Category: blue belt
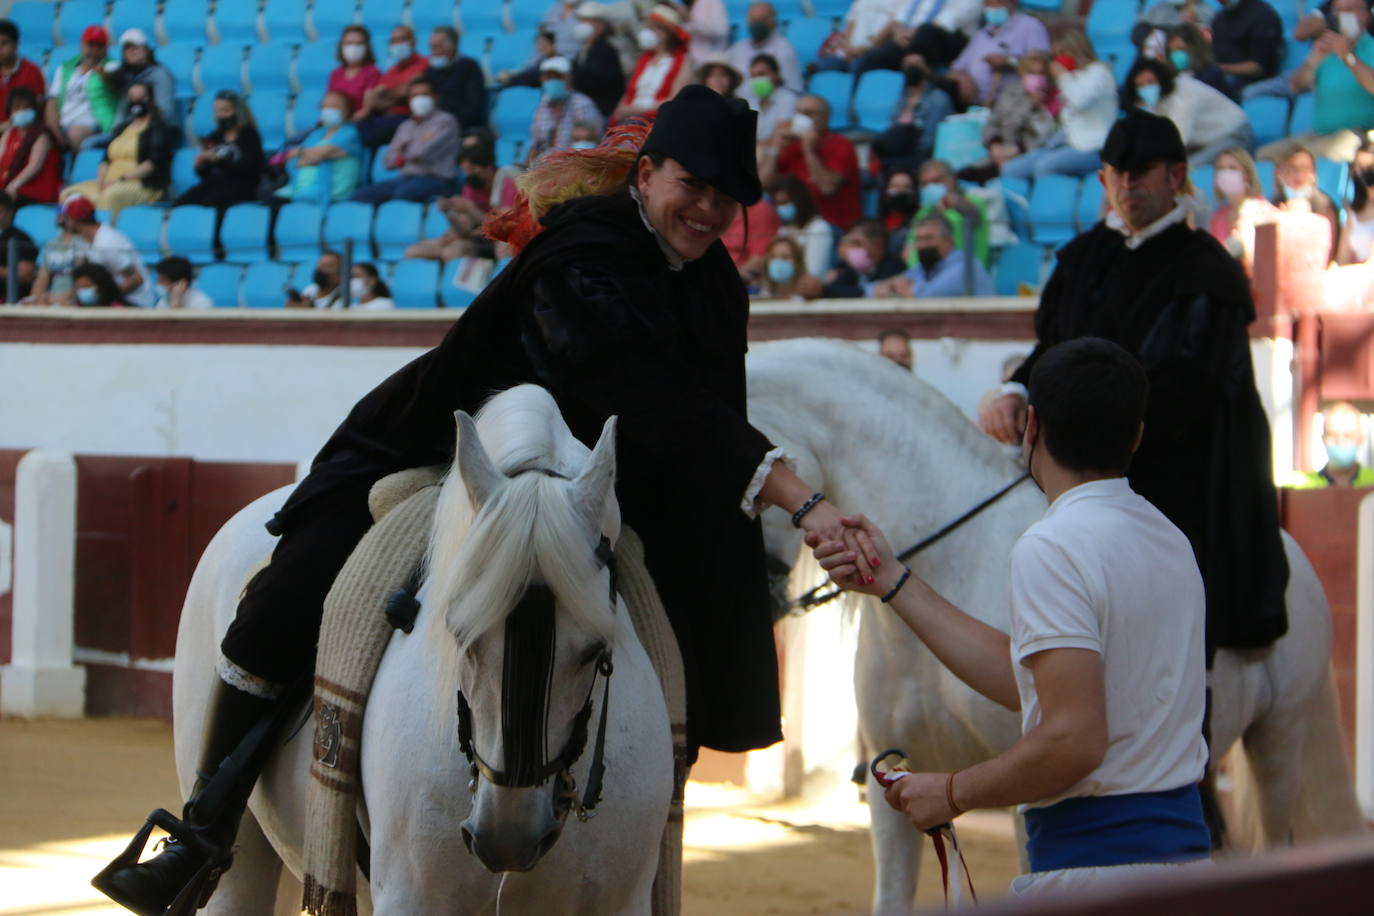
[1023,784,1212,873]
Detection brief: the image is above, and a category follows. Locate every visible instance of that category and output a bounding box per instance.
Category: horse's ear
[455,410,505,509]
[571,416,616,529]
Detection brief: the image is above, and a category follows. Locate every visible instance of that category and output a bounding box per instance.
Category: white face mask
[429,54,449,68]
[637,27,660,50]
[409,94,435,117]
[1339,11,1363,42]
[1215,167,1247,201]
[350,277,370,299]
[341,43,367,64]
[790,112,814,135]
[388,41,412,62]
[1281,178,1313,200]
[573,21,595,42]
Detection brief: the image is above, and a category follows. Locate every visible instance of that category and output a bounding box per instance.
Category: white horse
[170,385,672,914]
[745,338,1363,916]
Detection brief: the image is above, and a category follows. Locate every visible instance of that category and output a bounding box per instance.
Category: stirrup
[91,808,228,916]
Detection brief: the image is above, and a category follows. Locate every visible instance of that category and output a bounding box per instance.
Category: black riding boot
[94,677,280,915]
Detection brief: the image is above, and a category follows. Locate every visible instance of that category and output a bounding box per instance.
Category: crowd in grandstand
[0,0,1369,308]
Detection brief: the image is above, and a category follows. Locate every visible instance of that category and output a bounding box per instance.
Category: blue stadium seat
[490,86,541,139]
[1027,174,1080,245]
[214,1,261,45]
[247,43,295,95]
[291,258,315,291]
[1019,0,1061,9]
[488,32,534,77]
[772,0,807,19]
[14,204,58,250]
[411,0,457,35]
[370,144,401,184]
[1282,37,1309,71]
[1191,164,1215,207]
[723,0,752,23]
[1076,175,1104,229]
[58,0,107,48]
[160,43,200,100]
[852,69,903,133]
[1000,176,1031,242]
[809,0,849,20]
[508,0,548,32]
[494,137,526,168]
[460,2,506,37]
[242,261,293,307]
[116,205,166,263]
[1256,158,1276,196]
[199,42,247,93]
[390,259,440,308]
[1243,96,1290,149]
[196,262,243,306]
[785,18,835,69]
[359,0,399,39]
[422,204,449,238]
[190,96,219,140]
[294,41,338,93]
[219,203,271,262]
[324,200,375,256]
[1101,45,1138,85]
[70,148,104,183]
[9,2,57,52]
[440,258,483,308]
[291,88,327,136]
[167,205,218,263]
[275,201,324,261]
[249,89,292,149]
[161,0,209,47]
[109,0,157,44]
[1086,0,1135,50]
[374,200,424,259]
[311,3,358,45]
[806,71,854,129]
[170,147,200,196]
[263,0,310,44]
[1290,92,1314,135]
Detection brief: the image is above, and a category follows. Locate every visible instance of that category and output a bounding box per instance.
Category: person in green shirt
[1287,401,1374,488]
[904,158,990,270]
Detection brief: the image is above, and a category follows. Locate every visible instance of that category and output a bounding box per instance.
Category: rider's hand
[799,500,882,581]
[979,392,1026,445]
[806,513,899,597]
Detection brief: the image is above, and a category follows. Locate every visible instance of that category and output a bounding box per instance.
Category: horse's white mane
[425,385,621,650]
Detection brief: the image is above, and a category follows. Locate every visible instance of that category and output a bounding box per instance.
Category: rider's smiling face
[636,156,740,262]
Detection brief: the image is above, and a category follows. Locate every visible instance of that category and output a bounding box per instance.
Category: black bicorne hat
[640,84,762,206]
[1101,108,1187,172]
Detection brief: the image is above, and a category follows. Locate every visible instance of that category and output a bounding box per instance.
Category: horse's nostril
[460,825,476,855]
[537,823,562,858]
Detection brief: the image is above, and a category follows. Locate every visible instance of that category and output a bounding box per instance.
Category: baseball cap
[81,25,109,46]
[61,195,96,223]
[119,28,150,47]
[540,56,572,75]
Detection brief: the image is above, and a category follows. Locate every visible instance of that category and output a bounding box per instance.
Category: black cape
[1012,221,1289,657]
[271,192,783,754]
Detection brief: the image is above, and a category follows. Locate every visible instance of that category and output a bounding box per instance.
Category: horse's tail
[1291,671,1366,841]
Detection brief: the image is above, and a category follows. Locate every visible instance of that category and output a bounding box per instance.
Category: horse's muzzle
[460,818,563,873]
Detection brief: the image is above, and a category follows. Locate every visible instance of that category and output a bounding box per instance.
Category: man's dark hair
[1027,337,1148,474]
[433,25,459,48]
[750,52,781,79]
[72,262,126,306]
[409,78,435,94]
[154,255,193,283]
[0,19,18,44]
[460,143,495,168]
[852,218,888,245]
[877,328,909,344]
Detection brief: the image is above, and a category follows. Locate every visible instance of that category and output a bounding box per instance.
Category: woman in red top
[0,86,60,204]
[613,4,691,122]
[326,25,382,116]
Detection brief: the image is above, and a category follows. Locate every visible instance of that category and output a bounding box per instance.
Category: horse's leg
[1291,673,1367,841]
[202,807,283,915]
[1237,701,1307,847]
[868,772,922,916]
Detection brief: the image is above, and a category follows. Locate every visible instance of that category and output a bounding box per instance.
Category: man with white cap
[571,2,627,117]
[529,56,604,160]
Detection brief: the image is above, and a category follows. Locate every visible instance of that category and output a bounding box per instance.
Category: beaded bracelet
[880,567,912,604]
[790,492,825,528]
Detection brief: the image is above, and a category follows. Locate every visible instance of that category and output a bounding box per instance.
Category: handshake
[803,513,908,601]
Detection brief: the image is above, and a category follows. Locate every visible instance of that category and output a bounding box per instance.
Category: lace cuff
[740,447,794,519]
[217,656,287,700]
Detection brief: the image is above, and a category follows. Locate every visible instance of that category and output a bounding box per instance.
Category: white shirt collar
[1045,477,1132,513]
[1105,198,1191,249]
[629,184,687,271]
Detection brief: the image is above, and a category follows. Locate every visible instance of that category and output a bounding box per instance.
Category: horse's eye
[580,642,607,666]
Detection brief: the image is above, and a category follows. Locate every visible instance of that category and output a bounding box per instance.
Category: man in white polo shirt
[811,336,1211,897]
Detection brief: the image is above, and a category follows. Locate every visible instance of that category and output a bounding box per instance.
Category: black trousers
[220,482,375,685]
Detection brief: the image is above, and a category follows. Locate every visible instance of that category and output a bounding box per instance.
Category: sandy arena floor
[0,718,1021,915]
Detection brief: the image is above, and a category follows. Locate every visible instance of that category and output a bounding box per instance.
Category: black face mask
[216,115,236,130]
[1360,169,1374,187]
[463,172,487,190]
[903,65,927,87]
[313,269,335,288]
[916,246,942,272]
[128,102,149,118]
[887,189,917,212]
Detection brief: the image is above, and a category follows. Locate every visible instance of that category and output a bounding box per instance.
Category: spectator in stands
[529,57,604,160]
[1288,401,1374,488]
[874,212,995,297]
[878,327,914,369]
[879,168,920,258]
[45,25,114,151]
[1133,1,1216,65]
[545,0,584,59]
[756,235,821,300]
[723,190,780,275]
[730,3,802,103]
[151,256,213,309]
[1124,57,1251,168]
[98,29,176,132]
[614,4,693,121]
[760,94,861,230]
[423,26,488,131]
[1278,0,1374,162]
[573,3,628,118]
[814,0,914,73]
[350,262,396,310]
[62,195,153,306]
[820,220,905,297]
[175,90,264,211]
[908,158,988,269]
[269,92,362,206]
[949,0,1051,107]
[24,203,88,304]
[352,80,458,203]
[769,174,833,278]
[852,0,983,75]
[405,144,515,261]
[0,87,61,204]
[71,261,130,306]
[1166,23,1229,97]
[1272,143,1340,261]
[956,50,1056,183]
[685,0,730,65]
[871,53,955,175]
[497,29,559,88]
[1000,30,1115,180]
[746,54,798,145]
[1211,0,1284,99]
[0,19,46,126]
[569,120,601,148]
[698,55,743,99]
[0,191,37,298]
[328,25,382,117]
[1339,140,1374,264]
[356,25,431,146]
[1208,146,1277,258]
[61,82,173,218]
[286,249,344,308]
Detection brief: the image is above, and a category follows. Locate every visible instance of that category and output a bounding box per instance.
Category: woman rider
[97,85,877,912]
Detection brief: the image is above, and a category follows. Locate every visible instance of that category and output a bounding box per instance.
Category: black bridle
[454,466,619,823]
